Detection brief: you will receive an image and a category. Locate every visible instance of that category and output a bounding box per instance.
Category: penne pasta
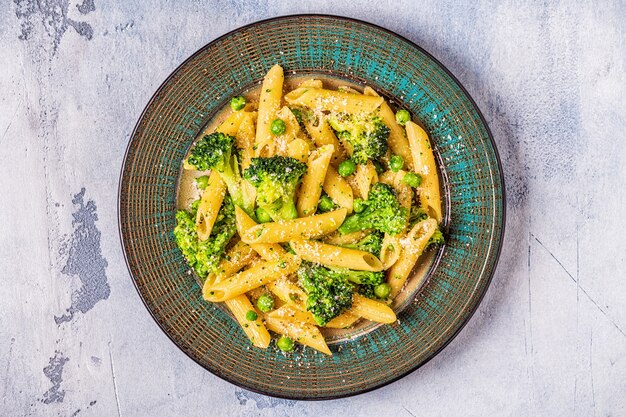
[286,138,310,163]
[323,166,353,212]
[264,316,331,355]
[297,144,334,217]
[195,171,226,241]
[387,218,438,297]
[325,312,361,328]
[267,304,317,325]
[240,208,347,244]
[298,78,324,89]
[255,64,284,156]
[322,230,370,246]
[266,277,307,311]
[203,242,269,348]
[346,174,364,200]
[236,112,257,169]
[225,295,271,348]
[277,106,303,141]
[304,113,346,165]
[290,240,383,272]
[203,255,300,302]
[406,121,442,223]
[215,110,250,136]
[284,87,384,115]
[205,241,257,286]
[354,161,379,199]
[351,294,396,324]
[379,233,401,269]
[363,86,413,169]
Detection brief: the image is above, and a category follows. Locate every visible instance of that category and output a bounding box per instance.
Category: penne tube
[304,113,346,165]
[406,121,442,223]
[234,206,292,263]
[195,171,226,241]
[225,295,271,348]
[264,316,331,355]
[285,87,384,115]
[394,171,413,212]
[379,233,401,269]
[387,218,438,297]
[215,110,250,136]
[255,64,284,156]
[266,277,307,311]
[297,144,334,217]
[290,240,383,272]
[378,169,395,185]
[354,161,379,199]
[346,174,364,200]
[203,255,300,302]
[205,241,258,286]
[351,294,396,324]
[323,166,353,213]
[363,86,413,169]
[325,312,361,329]
[236,112,257,169]
[240,209,347,244]
[205,241,270,348]
[286,138,310,162]
[298,79,324,89]
[267,304,317,325]
[322,230,370,246]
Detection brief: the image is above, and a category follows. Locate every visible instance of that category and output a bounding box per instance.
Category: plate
[118,15,505,400]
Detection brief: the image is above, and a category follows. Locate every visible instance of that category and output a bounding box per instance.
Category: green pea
[403,172,423,188]
[395,109,411,126]
[270,118,286,135]
[353,198,366,213]
[256,207,272,223]
[338,159,356,177]
[389,155,404,172]
[372,160,385,175]
[245,310,258,321]
[318,195,335,212]
[195,175,209,190]
[374,283,391,299]
[256,294,275,313]
[277,336,294,352]
[283,204,298,219]
[230,96,246,111]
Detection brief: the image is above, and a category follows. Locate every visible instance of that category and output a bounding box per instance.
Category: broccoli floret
[427,228,445,248]
[343,230,384,257]
[297,262,354,326]
[173,196,237,279]
[338,183,408,235]
[328,113,390,164]
[186,132,254,215]
[335,267,384,286]
[409,206,429,227]
[243,156,307,221]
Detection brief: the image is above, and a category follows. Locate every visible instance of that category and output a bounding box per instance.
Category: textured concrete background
[1,0,625,416]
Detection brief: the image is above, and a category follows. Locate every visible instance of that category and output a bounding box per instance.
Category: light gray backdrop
[1,1,625,416]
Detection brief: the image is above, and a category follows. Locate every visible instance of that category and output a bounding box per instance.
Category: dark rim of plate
[117,13,507,401]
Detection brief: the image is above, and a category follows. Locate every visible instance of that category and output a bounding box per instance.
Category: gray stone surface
[1,0,625,415]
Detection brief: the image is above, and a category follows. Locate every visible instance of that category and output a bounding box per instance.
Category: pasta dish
[173,65,444,355]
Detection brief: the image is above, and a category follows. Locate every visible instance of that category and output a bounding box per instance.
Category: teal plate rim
[118,14,506,400]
